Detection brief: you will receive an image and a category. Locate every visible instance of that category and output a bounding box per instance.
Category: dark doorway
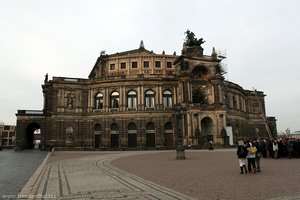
[201,117,214,142]
[94,123,102,148]
[146,133,155,147]
[110,123,119,148]
[95,134,101,148]
[165,133,174,148]
[146,122,156,147]
[128,123,137,147]
[26,123,40,149]
[164,122,174,148]
[111,134,119,147]
[128,134,137,147]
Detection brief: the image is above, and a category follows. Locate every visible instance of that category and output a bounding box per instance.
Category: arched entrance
[26,123,40,149]
[110,123,119,148]
[94,123,102,148]
[128,123,137,147]
[164,122,174,148]
[146,122,155,147]
[201,117,215,142]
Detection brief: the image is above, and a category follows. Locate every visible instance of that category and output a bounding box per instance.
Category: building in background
[16,31,277,150]
[0,123,16,149]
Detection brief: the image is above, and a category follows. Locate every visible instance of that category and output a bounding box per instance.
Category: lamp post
[173,103,187,160]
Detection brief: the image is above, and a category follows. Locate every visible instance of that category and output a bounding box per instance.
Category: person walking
[273,140,278,159]
[254,139,262,172]
[246,141,257,173]
[237,139,247,174]
[286,138,294,159]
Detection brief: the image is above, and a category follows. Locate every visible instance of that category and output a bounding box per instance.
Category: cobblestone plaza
[4,149,299,200]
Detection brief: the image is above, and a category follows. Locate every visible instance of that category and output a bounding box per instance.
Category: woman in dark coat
[237,139,248,174]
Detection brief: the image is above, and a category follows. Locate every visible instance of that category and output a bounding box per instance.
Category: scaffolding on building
[252,88,273,140]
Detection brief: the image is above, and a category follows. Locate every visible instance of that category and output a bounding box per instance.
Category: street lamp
[173,103,187,160]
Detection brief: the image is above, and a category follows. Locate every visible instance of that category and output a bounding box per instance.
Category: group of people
[267,138,300,159]
[236,137,300,174]
[237,139,261,174]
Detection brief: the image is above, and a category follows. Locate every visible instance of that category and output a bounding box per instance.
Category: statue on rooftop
[139,40,145,49]
[184,29,205,47]
[44,73,48,83]
[100,50,106,56]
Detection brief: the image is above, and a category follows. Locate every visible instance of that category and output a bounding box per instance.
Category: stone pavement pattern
[18,149,300,200]
[0,149,47,198]
[112,150,300,200]
[20,151,193,200]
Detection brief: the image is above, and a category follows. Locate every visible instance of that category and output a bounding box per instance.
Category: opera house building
[16,32,277,150]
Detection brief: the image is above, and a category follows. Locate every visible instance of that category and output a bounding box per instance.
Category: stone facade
[0,124,16,149]
[16,37,277,150]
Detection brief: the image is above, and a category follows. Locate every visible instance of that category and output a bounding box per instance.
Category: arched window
[95,93,103,109]
[146,122,156,130]
[111,123,119,131]
[94,124,101,132]
[164,122,173,130]
[192,65,209,79]
[163,90,172,108]
[128,123,137,130]
[110,91,119,108]
[145,90,155,108]
[127,90,137,109]
[233,96,237,110]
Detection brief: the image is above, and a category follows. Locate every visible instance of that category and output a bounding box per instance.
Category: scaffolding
[252,88,273,140]
[217,49,228,80]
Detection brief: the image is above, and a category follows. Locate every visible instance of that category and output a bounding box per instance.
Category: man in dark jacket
[254,139,262,172]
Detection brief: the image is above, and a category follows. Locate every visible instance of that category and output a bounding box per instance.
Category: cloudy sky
[0,0,299,133]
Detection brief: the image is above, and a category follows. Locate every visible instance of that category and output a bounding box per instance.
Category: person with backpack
[237,139,248,174]
[246,140,257,173]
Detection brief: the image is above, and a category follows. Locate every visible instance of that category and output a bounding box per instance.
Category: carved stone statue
[44,73,48,83]
[139,40,145,49]
[180,60,189,71]
[67,97,73,109]
[184,29,205,47]
[100,50,106,56]
[221,127,227,137]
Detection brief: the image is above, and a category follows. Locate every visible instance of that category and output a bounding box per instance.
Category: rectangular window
[167,62,172,68]
[128,97,137,108]
[132,61,138,68]
[146,97,155,107]
[120,62,126,69]
[155,61,161,68]
[110,64,115,70]
[143,61,149,68]
[96,99,103,109]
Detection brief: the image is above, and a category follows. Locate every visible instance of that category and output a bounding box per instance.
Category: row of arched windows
[94,122,174,132]
[94,89,173,110]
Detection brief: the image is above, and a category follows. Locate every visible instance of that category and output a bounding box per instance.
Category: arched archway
[201,117,215,142]
[26,123,40,149]
[146,122,156,147]
[192,65,209,79]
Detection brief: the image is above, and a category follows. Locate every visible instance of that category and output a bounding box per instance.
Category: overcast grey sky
[0,0,299,133]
